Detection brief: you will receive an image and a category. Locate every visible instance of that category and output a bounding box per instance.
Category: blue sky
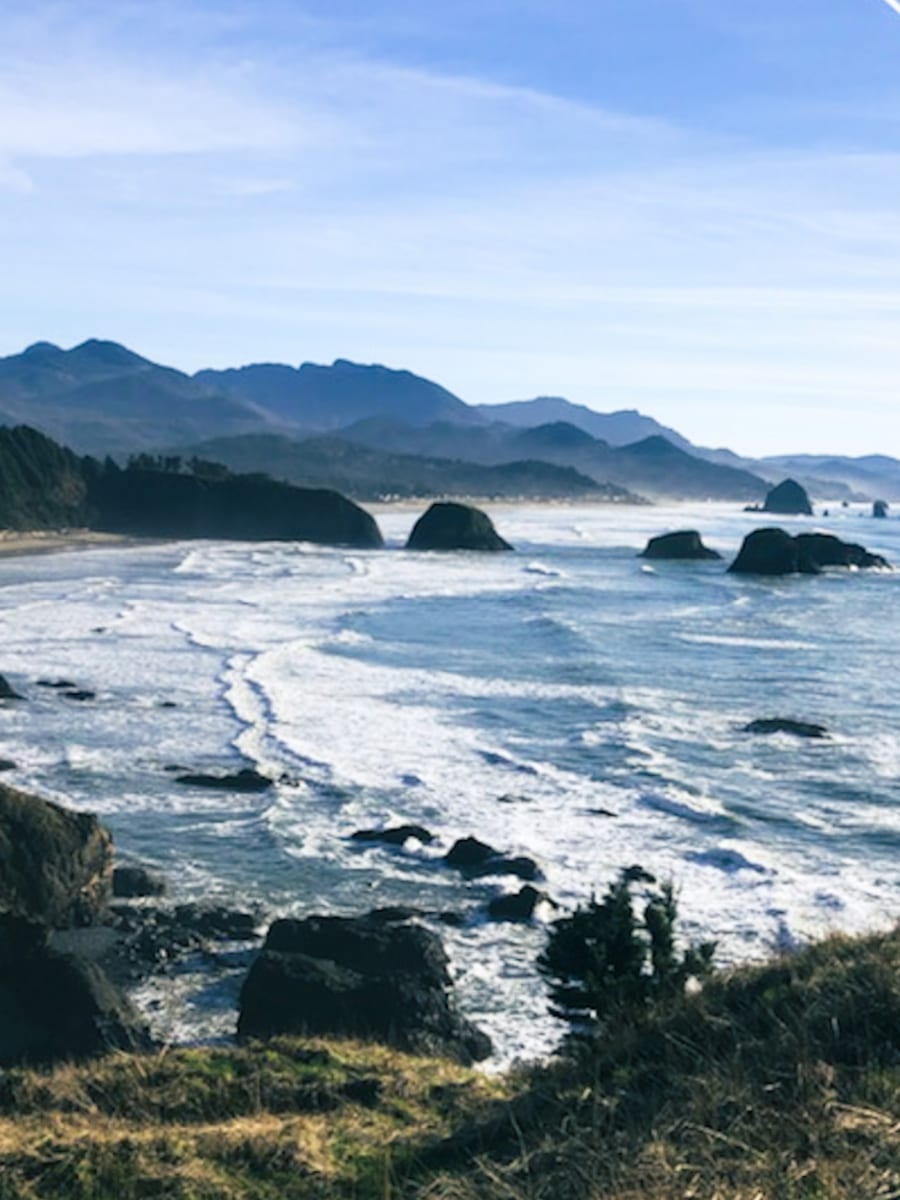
[1,0,900,455]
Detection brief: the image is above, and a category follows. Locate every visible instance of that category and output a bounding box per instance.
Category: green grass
[0,927,898,1199]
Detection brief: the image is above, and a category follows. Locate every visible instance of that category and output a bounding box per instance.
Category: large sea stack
[406,502,512,551]
[761,478,813,516]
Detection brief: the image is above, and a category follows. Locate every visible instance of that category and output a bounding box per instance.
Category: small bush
[538,865,715,1038]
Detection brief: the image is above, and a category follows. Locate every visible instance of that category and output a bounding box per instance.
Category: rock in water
[639,530,721,560]
[0,674,23,700]
[0,916,151,1065]
[729,528,889,575]
[486,886,543,922]
[794,533,888,570]
[351,825,434,846]
[0,783,112,927]
[238,914,491,1064]
[762,478,813,516]
[174,767,272,792]
[406,502,513,552]
[873,500,888,519]
[744,718,829,739]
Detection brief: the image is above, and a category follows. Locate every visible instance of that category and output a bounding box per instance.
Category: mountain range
[0,339,896,504]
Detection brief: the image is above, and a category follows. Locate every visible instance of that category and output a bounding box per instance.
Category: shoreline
[0,529,159,559]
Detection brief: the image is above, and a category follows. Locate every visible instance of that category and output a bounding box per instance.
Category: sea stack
[639,530,721,560]
[762,478,813,516]
[873,500,888,519]
[729,527,889,575]
[406,502,513,551]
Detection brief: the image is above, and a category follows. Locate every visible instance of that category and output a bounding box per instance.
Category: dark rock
[90,467,384,549]
[744,718,829,739]
[366,906,427,923]
[351,824,434,847]
[0,760,15,773]
[762,478,813,516]
[729,527,805,575]
[104,902,262,979]
[238,914,491,1063]
[158,700,178,708]
[36,679,77,689]
[112,864,166,898]
[445,837,500,870]
[0,915,152,1066]
[62,689,96,702]
[486,886,543,922]
[729,527,889,575]
[0,674,23,701]
[0,782,112,927]
[639,530,721,560]
[794,532,888,571]
[468,855,543,882]
[406,502,513,552]
[174,767,273,792]
[445,838,541,881]
[873,500,889,519]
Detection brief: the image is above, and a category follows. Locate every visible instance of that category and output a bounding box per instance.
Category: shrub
[538,865,715,1038]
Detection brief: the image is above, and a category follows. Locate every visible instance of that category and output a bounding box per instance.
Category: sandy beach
[0,529,136,558]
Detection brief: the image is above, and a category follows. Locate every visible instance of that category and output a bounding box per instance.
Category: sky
[1,0,900,457]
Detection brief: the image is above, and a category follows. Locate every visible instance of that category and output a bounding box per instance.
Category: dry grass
[0,929,898,1198]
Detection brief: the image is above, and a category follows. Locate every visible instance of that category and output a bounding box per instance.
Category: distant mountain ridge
[1,338,893,503]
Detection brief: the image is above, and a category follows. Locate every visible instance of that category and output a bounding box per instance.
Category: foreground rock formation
[729,528,889,575]
[639,530,721,560]
[238,913,491,1064]
[406,502,512,552]
[0,782,112,927]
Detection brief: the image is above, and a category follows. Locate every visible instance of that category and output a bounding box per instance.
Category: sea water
[0,501,897,1064]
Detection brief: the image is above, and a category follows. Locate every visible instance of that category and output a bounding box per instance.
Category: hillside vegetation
[0,927,897,1198]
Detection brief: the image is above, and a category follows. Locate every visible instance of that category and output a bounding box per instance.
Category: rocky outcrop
[0,783,112,927]
[445,837,543,881]
[729,528,889,575]
[0,916,151,1066]
[238,914,491,1064]
[486,886,544,922]
[174,767,272,792]
[89,465,384,549]
[639,530,721,560]
[351,825,434,847]
[873,500,888,518]
[761,478,813,516]
[112,865,166,898]
[0,674,23,701]
[406,502,512,552]
[744,718,829,739]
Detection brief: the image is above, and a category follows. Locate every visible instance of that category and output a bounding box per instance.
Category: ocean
[0,501,897,1065]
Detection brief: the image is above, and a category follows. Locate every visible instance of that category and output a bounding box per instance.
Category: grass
[0,927,898,1198]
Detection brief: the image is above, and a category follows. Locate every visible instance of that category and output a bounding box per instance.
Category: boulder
[445,837,499,870]
[36,679,76,689]
[351,824,434,847]
[0,915,151,1065]
[406,502,513,552]
[445,837,542,881]
[62,689,96,702]
[729,528,889,575]
[174,767,272,792]
[762,478,813,516]
[639,530,721,560]
[112,864,166,898]
[873,500,888,519]
[238,914,491,1064]
[744,718,829,739]
[0,674,23,701]
[486,886,543,922]
[0,782,112,927]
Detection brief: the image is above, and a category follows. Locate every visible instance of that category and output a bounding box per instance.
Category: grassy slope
[0,928,898,1199]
